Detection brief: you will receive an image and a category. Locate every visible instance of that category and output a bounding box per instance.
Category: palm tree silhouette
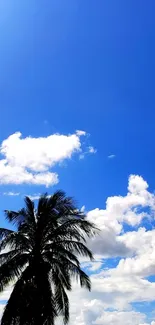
[0,191,97,325]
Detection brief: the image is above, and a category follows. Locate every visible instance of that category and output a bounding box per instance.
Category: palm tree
[0,191,97,325]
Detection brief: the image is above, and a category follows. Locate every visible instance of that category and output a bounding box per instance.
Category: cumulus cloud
[57,175,154,324]
[1,277,155,325]
[67,297,147,325]
[86,175,155,257]
[0,130,93,186]
[63,175,155,324]
[104,227,155,278]
[1,174,155,325]
[94,310,146,325]
[140,323,155,325]
[73,175,155,325]
[64,279,154,325]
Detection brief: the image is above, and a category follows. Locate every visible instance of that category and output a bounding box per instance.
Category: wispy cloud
[108,154,116,159]
[79,146,97,160]
[27,194,41,200]
[76,130,86,136]
[27,193,51,200]
[3,192,20,196]
[88,146,97,154]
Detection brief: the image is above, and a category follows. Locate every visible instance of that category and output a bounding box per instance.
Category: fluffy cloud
[65,278,155,325]
[86,175,155,257]
[1,278,155,325]
[0,130,92,186]
[1,174,155,325]
[140,323,155,325]
[69,175,155,324]
[68,298,147,325]
[94,310,146,325]
[104,228,155,278]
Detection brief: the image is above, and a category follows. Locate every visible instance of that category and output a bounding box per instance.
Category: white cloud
[0,305,5,322]
[90,274,155,309]
[88,146,97,154]
[104,227,155,278]
[82,261,103,272]
[79,146,97,160]
[76,130,86,136]
[62,267,155,324]
[86,175,155,257]
[27,193,52,200]
[65,280,154,325]
[1,132,81,172]
[108,154,116,159]
[0,160,58,187]
[88,262,103,272]
[79,154,85,160]
[66,175,155,324]
[94,310,146,325]
[3,191,20,196]
[1,174,155,325]
[67,297,147,325]
[0,286,13,301]
[80,205,85,213]
[140,323,155,325]
[27,193,41,200]
[0,131,93,186]
[68,175,155,323]
[1,278,155,325]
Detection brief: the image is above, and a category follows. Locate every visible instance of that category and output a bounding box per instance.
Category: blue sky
[0,1,155,324]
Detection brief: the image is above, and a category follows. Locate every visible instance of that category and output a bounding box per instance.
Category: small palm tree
[0,191,97,325]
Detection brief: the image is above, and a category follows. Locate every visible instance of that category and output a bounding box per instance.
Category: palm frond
[4,209,26,227]
[0,249,22,265]
[50,261,72,291]
[24,196,36,226]
[52,240,94,260]
[66,261,91,291]
[0,232,31,252]
[52,218,97,240]
[0,253,28,292]
[44,246,80,266]
[0,228,14,240]
[37,193,48,218]
[55,283,69,324]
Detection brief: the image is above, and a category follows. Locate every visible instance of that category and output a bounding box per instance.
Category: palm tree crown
[0,191,97,325]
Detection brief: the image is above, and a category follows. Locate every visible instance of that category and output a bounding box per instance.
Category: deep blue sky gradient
[0,0,155,319]
[0,1,155,211]
[0,1,154,212]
